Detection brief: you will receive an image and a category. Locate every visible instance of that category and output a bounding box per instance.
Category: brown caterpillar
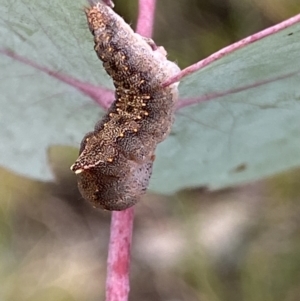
[70,1,180,210]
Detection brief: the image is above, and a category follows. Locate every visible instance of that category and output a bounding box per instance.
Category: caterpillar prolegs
[71,1,180,210]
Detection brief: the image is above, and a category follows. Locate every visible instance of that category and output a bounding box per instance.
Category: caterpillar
[70,1,180,210]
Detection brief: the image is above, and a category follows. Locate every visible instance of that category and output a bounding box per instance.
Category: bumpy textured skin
[70,2,180,211]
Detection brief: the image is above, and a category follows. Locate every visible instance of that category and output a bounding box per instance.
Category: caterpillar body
[71,1,180,210]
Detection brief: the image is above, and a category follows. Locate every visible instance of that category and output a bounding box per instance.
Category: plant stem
[105,1,157,301]
[106,208,134,301]
[163,13,300,87]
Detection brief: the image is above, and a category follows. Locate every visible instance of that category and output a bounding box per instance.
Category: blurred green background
[1,0,300,300]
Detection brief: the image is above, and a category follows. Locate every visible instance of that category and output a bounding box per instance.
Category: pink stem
[106,1,157,301]
[163,13,300,87]
[135,0,157,38]
[0,48,114,109]
[176,70,300,110]
[106,208,134,301]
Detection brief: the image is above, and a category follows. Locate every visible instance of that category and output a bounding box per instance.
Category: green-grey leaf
[153,25,300,193]
[1,0,300,194]
[0,0,111,179]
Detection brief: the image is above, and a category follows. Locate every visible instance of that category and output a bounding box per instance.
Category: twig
[105,1,157,301]
[163,13,300,87]
[106,208,134,301]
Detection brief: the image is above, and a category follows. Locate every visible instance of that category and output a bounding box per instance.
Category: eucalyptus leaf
[153,24,300,193]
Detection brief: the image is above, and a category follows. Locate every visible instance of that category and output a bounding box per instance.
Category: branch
[135,0,157,38]
[163,13,300,87]
[106,208,134,301]
[105,1,157,301]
